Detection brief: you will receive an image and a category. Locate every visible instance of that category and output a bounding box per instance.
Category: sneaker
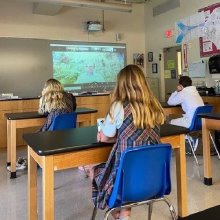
[7,163,27,171]
[17,157,26,165]
[15,162,27,171]
[7,157,27,172]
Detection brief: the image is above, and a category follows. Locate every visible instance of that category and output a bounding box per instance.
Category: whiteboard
[188,61,206,78]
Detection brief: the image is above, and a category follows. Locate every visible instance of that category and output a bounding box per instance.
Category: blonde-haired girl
[38,79,76,132]
[92,65,165,220]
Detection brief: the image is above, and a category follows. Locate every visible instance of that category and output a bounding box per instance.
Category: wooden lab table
[199,113,220,185]
[23,124,189,219]
[5,107,97,178]
[161,102,183,116]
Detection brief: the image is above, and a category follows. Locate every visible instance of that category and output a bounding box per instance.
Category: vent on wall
[153,0,180,17]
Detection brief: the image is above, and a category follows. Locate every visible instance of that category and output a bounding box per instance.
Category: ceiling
[27,0,149,15]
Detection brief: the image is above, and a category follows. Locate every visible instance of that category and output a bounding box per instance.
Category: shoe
[7,157,27,171]
[17,157,25,165]
[7,163,27,171]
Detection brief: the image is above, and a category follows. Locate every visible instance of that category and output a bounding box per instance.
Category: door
[163,46,182,100]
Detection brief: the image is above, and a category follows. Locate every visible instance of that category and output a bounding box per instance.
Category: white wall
[145,0,219,101]
[0,1,145,69]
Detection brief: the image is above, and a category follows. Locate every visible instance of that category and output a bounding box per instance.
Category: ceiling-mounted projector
[87,21,103,31]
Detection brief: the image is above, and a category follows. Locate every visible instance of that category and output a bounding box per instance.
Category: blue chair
[91,144,177,220]
[48,112,77,131]
[185,105,220,165]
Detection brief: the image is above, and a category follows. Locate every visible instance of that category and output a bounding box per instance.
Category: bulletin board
[199,2,220,57]
[188,61,206,78]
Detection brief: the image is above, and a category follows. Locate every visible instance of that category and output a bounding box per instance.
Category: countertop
[0,92,110,101]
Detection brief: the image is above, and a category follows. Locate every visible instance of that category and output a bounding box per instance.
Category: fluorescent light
[26,0,132,12]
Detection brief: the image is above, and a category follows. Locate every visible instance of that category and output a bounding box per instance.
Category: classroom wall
[0,1,145,96]
[144,0,219,101]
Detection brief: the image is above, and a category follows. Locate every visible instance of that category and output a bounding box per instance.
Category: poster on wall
[133,53,144,68]
[175,12,205,44]
[167,60,175,69]
[164,70,171,79]
[199,3,220,57]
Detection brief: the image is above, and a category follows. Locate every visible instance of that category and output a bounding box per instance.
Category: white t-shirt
[99,102,124,137]
[167,86,204,126]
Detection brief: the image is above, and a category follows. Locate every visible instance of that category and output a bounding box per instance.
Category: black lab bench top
[198,112,220,120]
[5,107,97,120]
[23,124,189,157]
[179,205,220,220]
[160,102,181,108]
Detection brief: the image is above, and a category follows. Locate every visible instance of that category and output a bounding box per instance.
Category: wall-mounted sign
[164,70,171,79]
[199,2,220,57]
[167,60,175,69]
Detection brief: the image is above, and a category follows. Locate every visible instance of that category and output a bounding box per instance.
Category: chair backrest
[48,112,77,131]
[189,105,213,132]
[108,144,172,208]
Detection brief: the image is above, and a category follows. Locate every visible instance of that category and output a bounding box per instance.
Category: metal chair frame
[91,144,177,220]
[186,105,220,165]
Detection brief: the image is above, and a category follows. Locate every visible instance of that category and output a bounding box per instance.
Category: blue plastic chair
[185,105,219,165]
[189,105,213,132]
[91,144,177,220]
[48,112,77,131]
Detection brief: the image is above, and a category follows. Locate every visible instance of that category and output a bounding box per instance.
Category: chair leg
[186,135,199,166]
[163,198,178,220]
[91,206,98,220]
[209,132,220,159]
[104,208,114,220]
[148,202,153,220]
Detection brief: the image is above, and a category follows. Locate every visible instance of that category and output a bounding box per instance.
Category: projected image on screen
[51,43,126,85]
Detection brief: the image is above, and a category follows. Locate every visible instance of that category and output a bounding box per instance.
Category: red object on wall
[165,29,173,38]
[199,2,220,57]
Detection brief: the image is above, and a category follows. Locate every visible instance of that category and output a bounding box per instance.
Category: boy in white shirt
[167,76,204,128]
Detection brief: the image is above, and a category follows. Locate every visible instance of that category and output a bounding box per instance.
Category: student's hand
[97,131,102,142]
[176,85,183,92]
[97,130,116,143]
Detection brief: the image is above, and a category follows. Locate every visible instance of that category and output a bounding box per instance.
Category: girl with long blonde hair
[92,65,165,220]
[38,79,76,131]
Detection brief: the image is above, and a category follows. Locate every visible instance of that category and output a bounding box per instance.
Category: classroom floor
[1,147,220,220]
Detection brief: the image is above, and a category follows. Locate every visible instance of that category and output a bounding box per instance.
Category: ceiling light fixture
[26,0,132,12]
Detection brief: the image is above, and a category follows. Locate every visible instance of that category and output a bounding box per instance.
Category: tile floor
[0,147,220,220]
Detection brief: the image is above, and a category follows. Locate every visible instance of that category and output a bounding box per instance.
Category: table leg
[10,120,17,178]
[175,134,188,218]
[42,156,54,220]
[202,118,212,185]
[7,120,11,166]
[28,147,38,220]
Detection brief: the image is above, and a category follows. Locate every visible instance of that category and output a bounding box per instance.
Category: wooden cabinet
[0,95,110,148]
[76,95,110,119]
[202,96,220,112]
[0,99,39,148]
